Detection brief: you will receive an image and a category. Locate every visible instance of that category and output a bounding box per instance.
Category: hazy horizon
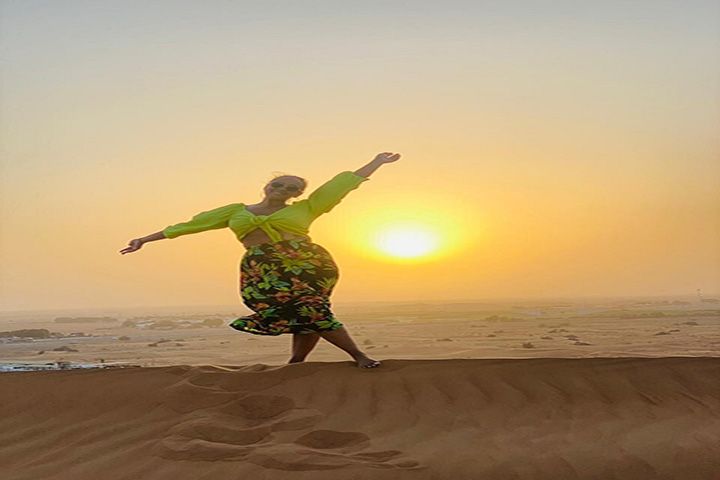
[2,0,719,311]
[1,292,717,317]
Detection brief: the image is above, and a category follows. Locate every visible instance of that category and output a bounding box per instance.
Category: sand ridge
[1,357,719,479]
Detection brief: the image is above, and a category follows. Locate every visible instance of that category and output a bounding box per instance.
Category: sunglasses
[269,181,302,192]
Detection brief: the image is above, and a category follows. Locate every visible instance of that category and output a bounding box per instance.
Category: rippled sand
[1,357,719,479]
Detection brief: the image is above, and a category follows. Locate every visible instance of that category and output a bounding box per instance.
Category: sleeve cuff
[162,226,180,239]
[346,171,370,182]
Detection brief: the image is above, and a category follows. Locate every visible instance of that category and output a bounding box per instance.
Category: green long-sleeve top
[162,171,370,243]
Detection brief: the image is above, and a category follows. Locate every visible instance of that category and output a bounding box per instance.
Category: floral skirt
[230,238,345,335]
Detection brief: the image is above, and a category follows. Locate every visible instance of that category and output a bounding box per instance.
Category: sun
[373,227,440,259]
[336,196,483,263]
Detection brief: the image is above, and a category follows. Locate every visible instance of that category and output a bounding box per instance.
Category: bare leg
[318,327,381,369]
[289,332,320,363]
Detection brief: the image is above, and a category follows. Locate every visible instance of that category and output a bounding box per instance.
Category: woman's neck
[253,198,287,209]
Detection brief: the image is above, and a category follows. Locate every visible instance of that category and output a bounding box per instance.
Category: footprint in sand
[221,394,295,419]
[156,393,326,460]
[245,429,420,471]
[154,375,421,471]
[295,430,370,449]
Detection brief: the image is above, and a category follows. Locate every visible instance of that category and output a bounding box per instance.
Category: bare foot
[355,355,381,369]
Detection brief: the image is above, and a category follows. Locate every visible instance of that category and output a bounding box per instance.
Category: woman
[120,152,401,368]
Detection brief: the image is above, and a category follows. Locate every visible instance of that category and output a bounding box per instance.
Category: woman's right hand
[120,238,144,255]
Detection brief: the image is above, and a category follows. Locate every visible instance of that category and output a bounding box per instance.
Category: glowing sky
[2,0,719,310]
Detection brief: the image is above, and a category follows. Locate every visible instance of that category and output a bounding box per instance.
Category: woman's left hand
[373,152,401,164]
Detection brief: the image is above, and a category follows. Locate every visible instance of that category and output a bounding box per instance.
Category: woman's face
[264,176,305,200]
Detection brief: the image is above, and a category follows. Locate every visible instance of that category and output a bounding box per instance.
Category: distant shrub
[0,329,52,339]
[484,315,522,322]
[52,345,78,352]
[202,318,224,327]
[150,320,175,329]
[54,317,118,323]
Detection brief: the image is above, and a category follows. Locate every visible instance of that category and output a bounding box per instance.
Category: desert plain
[1,297,718,479]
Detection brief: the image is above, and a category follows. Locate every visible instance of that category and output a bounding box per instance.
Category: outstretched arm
[119,231,165,255]
[120,203,241,255]
[302,152,402,217]
[354,152,401,178]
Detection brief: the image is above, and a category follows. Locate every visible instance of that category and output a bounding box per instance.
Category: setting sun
[373,227,439,259]
[335,194,484,265]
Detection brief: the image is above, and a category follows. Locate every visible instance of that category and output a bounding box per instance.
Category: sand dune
[1,357,719,479]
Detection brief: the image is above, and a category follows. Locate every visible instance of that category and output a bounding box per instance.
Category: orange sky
[2,0,719,310]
